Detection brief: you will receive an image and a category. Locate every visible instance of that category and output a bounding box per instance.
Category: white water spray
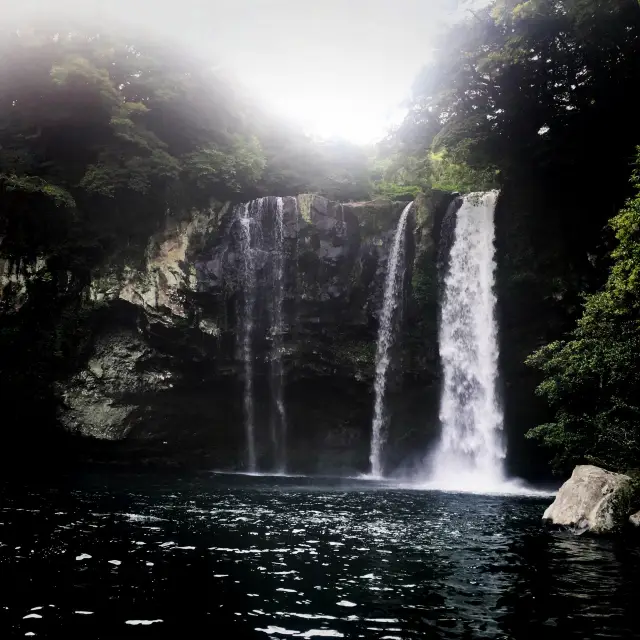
[369,202,413,478]
[429,191,506,491]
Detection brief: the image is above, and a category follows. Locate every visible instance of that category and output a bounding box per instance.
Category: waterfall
[429,191,506,491]
[238,201,258,472]
[369,202,413,478]
[237,197,290,473]
[269,197,288,473]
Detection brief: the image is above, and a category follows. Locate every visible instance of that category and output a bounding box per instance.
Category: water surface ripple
[1,473,639,639]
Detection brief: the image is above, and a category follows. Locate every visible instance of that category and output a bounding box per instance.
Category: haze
[4,0,478,143]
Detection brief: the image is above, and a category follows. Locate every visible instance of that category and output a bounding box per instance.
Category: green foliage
[387,0,640,191]
[0,26,271,273]
[372,182,421,201]
[370,151,430,194]
[429,151,499,193]
[1,174,76,208]
[527,148,640,472]
[374,131,498,196]
[183,135,266,194]
[258,125,373,201]
[50,55,120,107]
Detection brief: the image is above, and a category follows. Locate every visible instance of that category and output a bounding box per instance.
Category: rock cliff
[39,191,454,472]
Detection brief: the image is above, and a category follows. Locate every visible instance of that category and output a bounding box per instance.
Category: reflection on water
[0,472,639,639]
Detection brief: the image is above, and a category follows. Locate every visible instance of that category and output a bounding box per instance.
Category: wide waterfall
[237,197,290,473]
[429,191,506,491]
[369,202,413,478]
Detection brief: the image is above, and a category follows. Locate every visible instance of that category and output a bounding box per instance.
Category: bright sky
[4,0,478,144]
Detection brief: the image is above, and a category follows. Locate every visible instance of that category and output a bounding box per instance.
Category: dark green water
[1,472,639,639]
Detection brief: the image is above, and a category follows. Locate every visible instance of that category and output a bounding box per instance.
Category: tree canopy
[386,0,640,193]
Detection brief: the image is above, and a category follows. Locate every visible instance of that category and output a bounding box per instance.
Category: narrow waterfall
[369,202,413,478]
[238,200,263,472]
[237,197,289,473]
[430,191,506,490]
[269,197,288,473]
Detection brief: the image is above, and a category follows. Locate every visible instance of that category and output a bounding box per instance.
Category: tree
[527,148,640,472]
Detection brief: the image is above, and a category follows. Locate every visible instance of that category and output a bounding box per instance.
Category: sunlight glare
[266,91,405,144]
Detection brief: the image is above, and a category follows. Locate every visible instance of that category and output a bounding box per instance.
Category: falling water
[369,202,413,478]
[237,197,291,473]
[269,197,288,473]
[429,191,506,491]
[238,202,258,472]
[238,198,268,471]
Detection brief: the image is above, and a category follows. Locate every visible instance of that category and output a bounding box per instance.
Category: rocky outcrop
[90,204,226,327]
[48,191,454,472]
[57,329,174,440]
[543,465,635,534]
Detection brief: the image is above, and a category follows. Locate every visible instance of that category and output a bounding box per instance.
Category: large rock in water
[543,465,634,534]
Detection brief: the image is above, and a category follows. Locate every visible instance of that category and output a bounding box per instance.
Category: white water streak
[369,202,413,478]
[271,197,288,473]
[239,202,257,472]
[430,191,506,491]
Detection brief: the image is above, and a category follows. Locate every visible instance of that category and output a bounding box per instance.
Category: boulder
[630,511,640,528]
[543,465,634,534]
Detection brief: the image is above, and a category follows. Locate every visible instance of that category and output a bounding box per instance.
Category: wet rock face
[53,192,455,471]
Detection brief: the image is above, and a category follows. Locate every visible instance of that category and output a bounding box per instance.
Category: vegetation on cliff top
[386,0,640,189]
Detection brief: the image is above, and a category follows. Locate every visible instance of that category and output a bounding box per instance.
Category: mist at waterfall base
[3,471,640,639]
